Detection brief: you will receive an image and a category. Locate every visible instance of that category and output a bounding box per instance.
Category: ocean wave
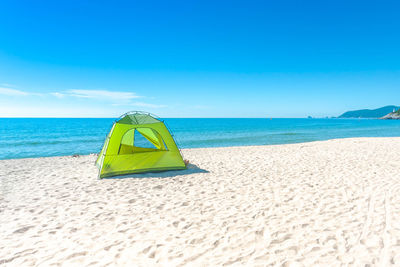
[274,132,299,136]
[0,138,102,147]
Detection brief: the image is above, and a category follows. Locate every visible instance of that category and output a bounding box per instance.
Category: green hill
[339,105,399,118]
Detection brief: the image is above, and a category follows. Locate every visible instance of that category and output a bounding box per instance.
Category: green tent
[96,112,186,178]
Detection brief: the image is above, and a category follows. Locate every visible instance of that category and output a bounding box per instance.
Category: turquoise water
[1,118,400,160]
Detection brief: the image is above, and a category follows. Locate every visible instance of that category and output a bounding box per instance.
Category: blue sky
[0,0,399,118]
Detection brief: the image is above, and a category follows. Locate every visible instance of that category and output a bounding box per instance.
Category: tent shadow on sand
[103,163,209,180]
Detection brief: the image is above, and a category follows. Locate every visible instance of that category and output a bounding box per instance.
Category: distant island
[338,105,399,119]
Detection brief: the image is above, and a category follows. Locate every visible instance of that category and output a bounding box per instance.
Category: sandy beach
[1,137,400,266]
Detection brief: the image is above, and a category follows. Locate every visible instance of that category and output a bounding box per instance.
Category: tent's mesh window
[118,128,168,154]
[134,130,157,149]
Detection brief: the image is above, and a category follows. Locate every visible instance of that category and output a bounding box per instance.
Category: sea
[1,118,400,160]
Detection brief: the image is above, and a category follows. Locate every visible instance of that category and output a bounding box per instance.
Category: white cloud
[0,87,29,96]
[1,83,17,88]
[66,89,140,100]
[50,92,65,98]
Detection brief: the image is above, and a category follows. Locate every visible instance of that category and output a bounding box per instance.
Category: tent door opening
[118,127,167,155]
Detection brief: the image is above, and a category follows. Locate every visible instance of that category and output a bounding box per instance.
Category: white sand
[1,137,400,266]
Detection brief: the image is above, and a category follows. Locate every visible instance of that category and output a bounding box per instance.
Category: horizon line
[0,116,341,119]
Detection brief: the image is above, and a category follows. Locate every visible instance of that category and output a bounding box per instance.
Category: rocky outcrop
[380,111,400,120]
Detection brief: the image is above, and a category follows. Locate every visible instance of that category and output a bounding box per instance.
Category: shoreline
[1,137,400,266]
[2,136,400,161]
